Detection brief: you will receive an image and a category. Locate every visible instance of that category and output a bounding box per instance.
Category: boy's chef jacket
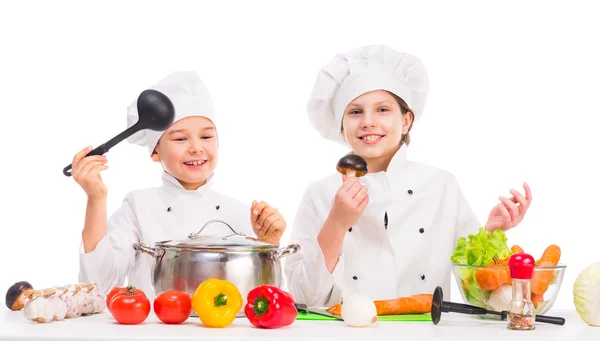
[78,71,253,300]
[284,146,481,307]
[78,171,254,299]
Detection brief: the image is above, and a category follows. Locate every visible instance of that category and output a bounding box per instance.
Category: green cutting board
[296,311,432,322]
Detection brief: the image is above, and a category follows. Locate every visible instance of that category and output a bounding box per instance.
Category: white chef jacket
[78,171,254,299]
[284,145,481,307]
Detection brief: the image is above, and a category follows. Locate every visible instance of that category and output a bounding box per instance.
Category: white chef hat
[126,71,216,155]
[306,45,430,145]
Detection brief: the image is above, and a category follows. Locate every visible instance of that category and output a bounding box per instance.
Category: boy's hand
[250,200,286,244]
[72,146,109,200]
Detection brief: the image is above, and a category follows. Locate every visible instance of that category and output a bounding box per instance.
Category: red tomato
[153,290,192,324]
[109,287,151,325]
[106,287,121,308]
[106,286,145,309]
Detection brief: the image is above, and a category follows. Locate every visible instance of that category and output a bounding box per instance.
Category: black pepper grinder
[507,252,536,330]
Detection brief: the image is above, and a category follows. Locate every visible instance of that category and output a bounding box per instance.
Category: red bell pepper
[244,285,297,329]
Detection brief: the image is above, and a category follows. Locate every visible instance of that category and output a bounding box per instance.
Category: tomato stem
[214,293,228,307]
[123,285,137,296]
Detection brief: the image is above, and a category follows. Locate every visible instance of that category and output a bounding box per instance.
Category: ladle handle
[63,124,141,177]
[63,144,110,176]
[535,315,566,325]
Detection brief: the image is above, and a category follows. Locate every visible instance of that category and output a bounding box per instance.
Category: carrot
[511,245,524,253]
[326,293,434,316]
[531,245,561,295]
[374,294,433,315]
[532,293,544,307]
[476,267,510,290]
[475,257,511,291]
[326,304,342,316]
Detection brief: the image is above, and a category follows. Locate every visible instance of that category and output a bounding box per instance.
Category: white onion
[341,295,378,327]
[486,284,513,312]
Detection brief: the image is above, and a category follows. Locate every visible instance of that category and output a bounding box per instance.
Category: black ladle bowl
[63,89,175,176]
[431,286,565,326]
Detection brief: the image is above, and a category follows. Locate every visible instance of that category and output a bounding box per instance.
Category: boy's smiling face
[151,116,218,190]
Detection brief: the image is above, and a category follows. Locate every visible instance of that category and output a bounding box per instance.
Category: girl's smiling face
[151,116,218,190]
[342,90,413,172]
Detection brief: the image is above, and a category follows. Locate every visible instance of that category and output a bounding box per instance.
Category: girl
[284,45,532,307]
[73,71,286,298]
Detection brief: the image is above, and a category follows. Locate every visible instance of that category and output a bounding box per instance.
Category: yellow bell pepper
[191,279,242,328]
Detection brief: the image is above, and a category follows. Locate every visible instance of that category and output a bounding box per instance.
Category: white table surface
[1,309,598,341]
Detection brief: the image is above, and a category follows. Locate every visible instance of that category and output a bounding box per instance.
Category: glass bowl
[452,263,566,317]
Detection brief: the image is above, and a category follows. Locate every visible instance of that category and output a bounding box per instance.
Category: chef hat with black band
[306,45,430,145]
[126,71,216,155]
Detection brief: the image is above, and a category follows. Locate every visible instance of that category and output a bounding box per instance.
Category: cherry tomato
[106,286,145,309]
[154,290,192,324]
[108,286,151,325]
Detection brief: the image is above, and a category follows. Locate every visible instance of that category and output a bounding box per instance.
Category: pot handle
[188,219,241,239]
[276,244,301,259]
[133,243,161,258]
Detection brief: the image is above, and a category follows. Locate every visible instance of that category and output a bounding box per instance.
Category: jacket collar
[365,144,409,190]
[386,144,408,174]
[161,170,215,198]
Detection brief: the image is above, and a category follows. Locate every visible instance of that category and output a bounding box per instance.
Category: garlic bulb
[89,289,106,314]
[23,297,56,323]
[61,293,78,318]
[48,295,68,321]
[341,295,378,327]
[20,283,104,323]
[486,284,513,312]
[75,291,94,315]
[61,285,80,318]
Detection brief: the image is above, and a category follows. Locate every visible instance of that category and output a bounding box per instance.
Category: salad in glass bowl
[450,228,565,316]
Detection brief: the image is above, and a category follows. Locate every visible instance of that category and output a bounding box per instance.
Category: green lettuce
[451,227,512,266]
[451,227,513,309]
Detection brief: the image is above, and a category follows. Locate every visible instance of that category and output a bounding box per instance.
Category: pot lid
[156,234,277,249]
[154,219,279,250]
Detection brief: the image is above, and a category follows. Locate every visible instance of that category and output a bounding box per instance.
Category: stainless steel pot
[132,219,299,316]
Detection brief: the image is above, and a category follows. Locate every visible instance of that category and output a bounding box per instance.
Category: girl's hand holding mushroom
[328,175,369,230]
[327,154,370,231]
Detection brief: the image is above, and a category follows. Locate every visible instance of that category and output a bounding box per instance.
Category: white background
[1,0,598,314]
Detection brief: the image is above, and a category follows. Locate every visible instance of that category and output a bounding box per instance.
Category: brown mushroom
[5,281,33,311]
[336,154,368,178]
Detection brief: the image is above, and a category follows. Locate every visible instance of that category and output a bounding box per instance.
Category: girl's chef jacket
[284,146,481,307]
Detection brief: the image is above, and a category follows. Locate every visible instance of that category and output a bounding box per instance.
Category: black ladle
[63,89,175,176]
[431,286,565,326]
